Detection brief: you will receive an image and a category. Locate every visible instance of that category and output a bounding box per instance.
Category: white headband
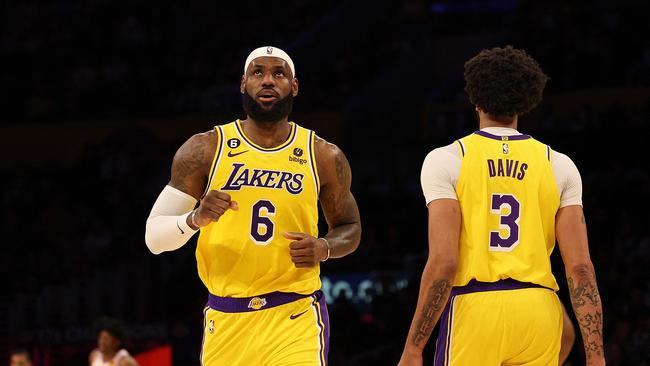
[244,46,296,77]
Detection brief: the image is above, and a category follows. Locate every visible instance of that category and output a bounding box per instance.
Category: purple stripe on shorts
[207,291,316,313]
[199,306,208,366]
[474,130,531,141]
[434,295,454,366]
[433,279,550,365]
[451,279,550,297]
[317,292,330,364]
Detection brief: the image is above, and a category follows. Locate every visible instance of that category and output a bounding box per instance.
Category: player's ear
[292,77,299,97]
[240,75,246,94]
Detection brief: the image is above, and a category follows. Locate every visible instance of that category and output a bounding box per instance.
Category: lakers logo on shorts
[248,297,267,310]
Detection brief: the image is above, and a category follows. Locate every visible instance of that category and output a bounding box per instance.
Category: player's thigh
[265,294,329,366]
[200,294,329,366]
[439,293,506,366]
[201,307,264,365]
[504,289,562,365]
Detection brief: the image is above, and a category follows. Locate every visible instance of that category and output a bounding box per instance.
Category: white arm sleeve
[145,185,199,254]
[552,151,583,207]
[420,143,461,205]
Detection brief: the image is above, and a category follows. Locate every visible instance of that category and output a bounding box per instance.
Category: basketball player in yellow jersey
[144,46,361,365]
[398,46,604,366]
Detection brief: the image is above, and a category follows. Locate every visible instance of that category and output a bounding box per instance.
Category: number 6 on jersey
[489,193,521,251]
[251,200,276,245]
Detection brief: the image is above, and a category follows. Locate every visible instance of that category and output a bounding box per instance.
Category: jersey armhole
[202,125,225,198]
[308,130,320,197]
[456,139,466,157]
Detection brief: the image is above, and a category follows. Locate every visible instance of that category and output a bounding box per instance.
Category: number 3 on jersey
[489,193,521,252]
[251,200,276,245]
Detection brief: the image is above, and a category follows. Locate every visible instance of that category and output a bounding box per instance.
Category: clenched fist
[187,190,238,229]
[283,232,329,268]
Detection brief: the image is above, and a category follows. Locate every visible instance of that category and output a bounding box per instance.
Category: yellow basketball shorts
[200,290,329,366]
[434,279,562,366]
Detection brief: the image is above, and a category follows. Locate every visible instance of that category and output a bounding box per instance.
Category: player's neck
[241,118,292,148]
[478,110,518,130]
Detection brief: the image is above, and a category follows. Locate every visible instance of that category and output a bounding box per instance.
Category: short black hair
[94,316,128,345]
[11,349,31,360]
[464,45,549,118]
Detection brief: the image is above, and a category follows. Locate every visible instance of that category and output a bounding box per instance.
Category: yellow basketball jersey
[196,120,321,297]
[454,131,560,290]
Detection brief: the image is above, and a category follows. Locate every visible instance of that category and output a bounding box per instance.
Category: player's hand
[283,232,328,268]
[189,190,238,229]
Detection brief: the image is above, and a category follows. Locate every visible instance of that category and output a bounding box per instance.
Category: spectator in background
[9,349,32,366]
[89,317,139,366]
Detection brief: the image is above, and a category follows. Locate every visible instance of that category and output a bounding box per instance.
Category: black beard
[242,91,293,123]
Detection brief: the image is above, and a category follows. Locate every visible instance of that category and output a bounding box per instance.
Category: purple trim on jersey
[451,279,551,297]
[308,130,319,195]
[457,140,465,157]
[434,295,454,366]
[207,291,318,313]
[235,120,297,152]
[546,145,551,161]
[202,125,224,198]
[474,130,531,141]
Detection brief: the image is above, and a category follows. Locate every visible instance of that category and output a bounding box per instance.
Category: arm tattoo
[169,135,210,193]
[321,189,346,222]
[568,265,600,308]
[411,280,451,347]
[315,140,361,259]
[320,148,353,223]
[567,264,604,361]
[334,151,351,186]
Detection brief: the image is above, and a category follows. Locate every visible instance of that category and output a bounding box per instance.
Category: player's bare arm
[145,130,235,254]
[88,350,99,366]
[398,199,460,366]
[168,131,238,230]
[556,205,604,366]
[168,131,217,199]
[118,355,139,366]
[284,136,361,268]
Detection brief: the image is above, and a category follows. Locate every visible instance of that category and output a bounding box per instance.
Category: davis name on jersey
[487,158,528,180]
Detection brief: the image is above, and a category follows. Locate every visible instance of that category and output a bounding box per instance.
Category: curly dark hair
[94,316,128,345]
[464,45,549,118]
[11,349,31,360]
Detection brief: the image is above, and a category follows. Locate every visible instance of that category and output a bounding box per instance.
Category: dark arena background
[2,1,649,365]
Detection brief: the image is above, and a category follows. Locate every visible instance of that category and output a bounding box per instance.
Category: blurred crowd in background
[2,0,649,365]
